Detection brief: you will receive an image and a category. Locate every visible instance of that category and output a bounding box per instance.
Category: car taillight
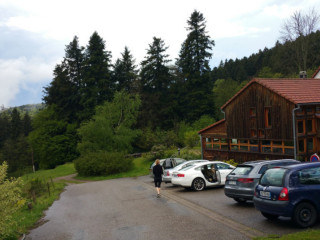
[177,174,185,177]
[237,178,254,183]
[278,187,289,201]
[166,171,170,176]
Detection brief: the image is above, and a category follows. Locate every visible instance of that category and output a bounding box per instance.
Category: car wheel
[192,178,205,191]
[293,202,317,228]
[261,212,279,220]
[234,198,247,203]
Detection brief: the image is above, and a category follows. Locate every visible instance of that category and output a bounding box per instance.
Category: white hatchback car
[171,161,235,191]
[162,159,209,183]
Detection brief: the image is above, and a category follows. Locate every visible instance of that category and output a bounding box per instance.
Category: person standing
[153,159,163,198]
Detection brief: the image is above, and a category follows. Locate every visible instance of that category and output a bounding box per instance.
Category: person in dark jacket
[153,159,163,198]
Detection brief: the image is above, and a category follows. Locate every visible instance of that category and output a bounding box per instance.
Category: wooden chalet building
[199,73,320,163]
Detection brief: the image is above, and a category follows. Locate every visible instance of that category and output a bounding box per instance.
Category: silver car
[224,159,300,203]
[163,160,209,183]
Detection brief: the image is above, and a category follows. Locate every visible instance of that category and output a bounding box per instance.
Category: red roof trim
[198,119,225,134]
[312,66,320,78]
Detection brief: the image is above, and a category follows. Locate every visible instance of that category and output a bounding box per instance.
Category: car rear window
[260,168,286,186]
[230,165,253,175]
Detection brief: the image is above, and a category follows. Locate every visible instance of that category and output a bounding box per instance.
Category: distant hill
[0,104,45,117]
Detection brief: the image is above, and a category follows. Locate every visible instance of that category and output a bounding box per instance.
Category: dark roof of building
[198,119,225,134]
[221,78,320,109]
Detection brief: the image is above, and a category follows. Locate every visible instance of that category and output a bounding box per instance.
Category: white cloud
[0,57,54,106]
[0,0,319,106]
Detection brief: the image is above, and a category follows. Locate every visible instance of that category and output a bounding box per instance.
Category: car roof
[241,159,299,166]
[279,161,320,170]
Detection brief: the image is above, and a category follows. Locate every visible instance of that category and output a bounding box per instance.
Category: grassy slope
[7,163,76,240]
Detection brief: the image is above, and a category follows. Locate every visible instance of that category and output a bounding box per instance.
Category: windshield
[230,165,253,175]
[260,168,286,186]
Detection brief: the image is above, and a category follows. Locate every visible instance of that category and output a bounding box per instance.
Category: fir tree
[113,46,138,93]
[138,37,173,128]
[81,32,113,120]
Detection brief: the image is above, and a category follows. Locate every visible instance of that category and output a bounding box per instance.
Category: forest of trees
[1,9,320,176]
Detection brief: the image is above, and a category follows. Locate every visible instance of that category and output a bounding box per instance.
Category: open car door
[201,164,221,184]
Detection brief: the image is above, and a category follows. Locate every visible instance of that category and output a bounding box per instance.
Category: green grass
[254,230,320,240]
[75,156,151,181]
[21,162,76,182]
[3,163,76,240]
[9,182,66,240]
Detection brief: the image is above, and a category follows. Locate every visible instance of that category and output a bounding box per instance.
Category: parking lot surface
[26,175,320,240]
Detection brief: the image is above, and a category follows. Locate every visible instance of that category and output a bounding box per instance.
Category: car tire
[192,178,205,191]
[293,202,317,228]
[261,212,279,220]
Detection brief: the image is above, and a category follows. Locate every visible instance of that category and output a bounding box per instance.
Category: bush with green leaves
[184,130,200,148]
[75,151,132,176]
[0,162,25,239]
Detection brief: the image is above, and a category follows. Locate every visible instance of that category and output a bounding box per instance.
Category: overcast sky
[0,0,319,107]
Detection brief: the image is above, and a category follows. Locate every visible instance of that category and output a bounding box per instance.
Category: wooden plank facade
[199,77,320,163]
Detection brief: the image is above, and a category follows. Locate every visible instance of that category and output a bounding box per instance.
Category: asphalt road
[26,175,320,240]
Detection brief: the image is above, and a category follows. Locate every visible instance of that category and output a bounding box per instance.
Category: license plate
[260,191,271,198]
[229,181,236,185]
[173,174,177,177]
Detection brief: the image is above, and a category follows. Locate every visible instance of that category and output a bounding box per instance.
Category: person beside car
[153,159,163,198]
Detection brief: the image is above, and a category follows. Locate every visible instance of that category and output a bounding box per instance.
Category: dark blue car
[253,162,320,228]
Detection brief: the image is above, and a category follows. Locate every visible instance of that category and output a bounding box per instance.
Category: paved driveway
[26,175,320,240]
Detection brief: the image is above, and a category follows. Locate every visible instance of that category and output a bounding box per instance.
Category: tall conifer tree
[139,37,173,128]
[175,10,215,122]
[113,46,138,93]
[81,32,113,120]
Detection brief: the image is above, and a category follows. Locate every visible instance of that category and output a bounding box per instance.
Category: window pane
[231,145,239,151]
[206,138,211,142]
[260,168,286,187]
[298,121,304,134]
[231,139,238,144]
[221,145,228,150]
[262,147,271,153]
[250,140,258,145]
[213,144,220,150]
[298,139,305,153]
[262,140,271,146]
[250,146,259,152]
[284,141,294,147]
[240,146,248,151]
[273,148,283,154]
[240,140,247,144]
[206,143,212,149]
[306,120,313,133]
[285,148,294,155]
[307,138,313,151]
[221,138,227,143]
[213,138,219,143]
[299,167,320,185]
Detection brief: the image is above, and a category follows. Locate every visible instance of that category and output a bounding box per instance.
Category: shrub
[0,162,25,239]
[74,151,133,176]
[224,159,238,167]
[184,130,200,148]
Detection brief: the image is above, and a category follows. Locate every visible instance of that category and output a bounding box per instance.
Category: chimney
[299,71,307,78]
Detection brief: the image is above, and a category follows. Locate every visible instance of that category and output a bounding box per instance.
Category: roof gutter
[292,104,301,160]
